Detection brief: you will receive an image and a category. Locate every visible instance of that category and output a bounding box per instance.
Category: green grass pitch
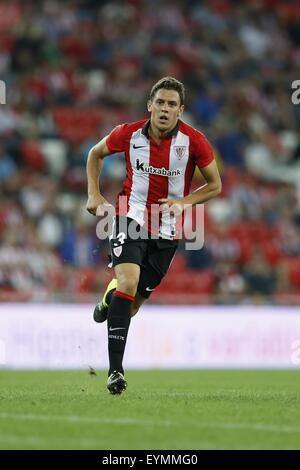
[0,370,300,449]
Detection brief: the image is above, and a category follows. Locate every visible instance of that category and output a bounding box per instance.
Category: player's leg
[135,238,178,300]
[94,216,145,324]
[94,282,146,323]
[106,262,140,394]
[100,215,148,393]
[130,292,147,317]
[114,240,179,317]
[106,239,177,394]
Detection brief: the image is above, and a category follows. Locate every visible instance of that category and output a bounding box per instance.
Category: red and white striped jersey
[106,118,214,239]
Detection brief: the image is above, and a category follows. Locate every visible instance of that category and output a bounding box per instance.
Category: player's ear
[147,100,152,112]
[178,105,184,116]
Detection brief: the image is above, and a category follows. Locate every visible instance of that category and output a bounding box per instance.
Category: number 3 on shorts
[116,232,126,245]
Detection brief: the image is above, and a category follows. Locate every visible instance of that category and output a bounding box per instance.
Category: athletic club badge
[174,146,186,159]
[113,246,122,257]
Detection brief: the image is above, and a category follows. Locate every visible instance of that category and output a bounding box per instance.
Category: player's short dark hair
[149,76,185,105]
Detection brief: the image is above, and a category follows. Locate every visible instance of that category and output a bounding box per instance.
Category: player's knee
[130,306,139,317]
[117,276,139,297]
[130,300,140,317]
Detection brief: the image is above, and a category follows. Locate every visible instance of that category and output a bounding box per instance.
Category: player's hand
[158,198,185,217]
[86,194,113,216]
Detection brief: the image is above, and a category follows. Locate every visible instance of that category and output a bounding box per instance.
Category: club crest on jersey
[174,146,186,159]
[113,246,122,257]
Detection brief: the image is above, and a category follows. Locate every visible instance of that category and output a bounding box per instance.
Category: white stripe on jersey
[159,131,190,238]
[127,129,150,226]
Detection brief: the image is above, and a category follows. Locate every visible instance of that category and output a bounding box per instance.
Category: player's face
[147,89,184,134]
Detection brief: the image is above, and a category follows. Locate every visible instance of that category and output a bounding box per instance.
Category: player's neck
[149,121,177,145]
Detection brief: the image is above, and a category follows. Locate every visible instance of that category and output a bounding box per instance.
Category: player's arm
[182,160,222,205]
[86,136,112,216]
[159,160,221,215]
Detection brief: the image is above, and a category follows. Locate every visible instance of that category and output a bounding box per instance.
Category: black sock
[107,290,134,375]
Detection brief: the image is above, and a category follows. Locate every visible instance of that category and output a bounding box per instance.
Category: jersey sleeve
[193,133,214,169]
[106,124,128,153]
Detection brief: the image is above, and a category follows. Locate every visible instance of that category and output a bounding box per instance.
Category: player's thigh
[148,239,178,275]
[137,240,178,299]
[109,216,147,265]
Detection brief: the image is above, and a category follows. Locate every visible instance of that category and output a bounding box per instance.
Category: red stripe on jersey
[116,139,132,216]
[184,158,196,198]
[176,157,196,239]
[145,136,172,235]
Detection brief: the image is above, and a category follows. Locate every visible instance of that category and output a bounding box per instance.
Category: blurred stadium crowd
[0,0,300,304]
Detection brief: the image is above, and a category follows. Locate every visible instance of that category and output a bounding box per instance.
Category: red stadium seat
[286,258,300,288]
[279,257,300,291]
[168,253,187,273]
[262,241,281,266]
[158,266,214,295]
[21,140,45,171]
[52,107,102,143]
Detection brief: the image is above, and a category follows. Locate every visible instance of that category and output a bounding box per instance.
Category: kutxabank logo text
[136,159,181,177]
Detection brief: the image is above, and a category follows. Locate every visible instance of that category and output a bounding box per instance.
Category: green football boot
[93,278,117,323]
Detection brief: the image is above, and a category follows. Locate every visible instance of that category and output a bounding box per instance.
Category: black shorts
[109,216,178,299]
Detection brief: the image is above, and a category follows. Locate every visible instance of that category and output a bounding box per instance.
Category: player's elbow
[89,146,104,161]
[211,180,222,197]
[215,181,222,195]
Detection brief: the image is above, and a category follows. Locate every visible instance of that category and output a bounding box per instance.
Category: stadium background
[0,0,300,305]
[1,0,300,451]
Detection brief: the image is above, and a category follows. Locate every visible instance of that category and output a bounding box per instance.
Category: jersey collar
[141,119,181,139]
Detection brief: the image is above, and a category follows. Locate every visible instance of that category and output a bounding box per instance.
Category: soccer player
[86,77,222,394]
